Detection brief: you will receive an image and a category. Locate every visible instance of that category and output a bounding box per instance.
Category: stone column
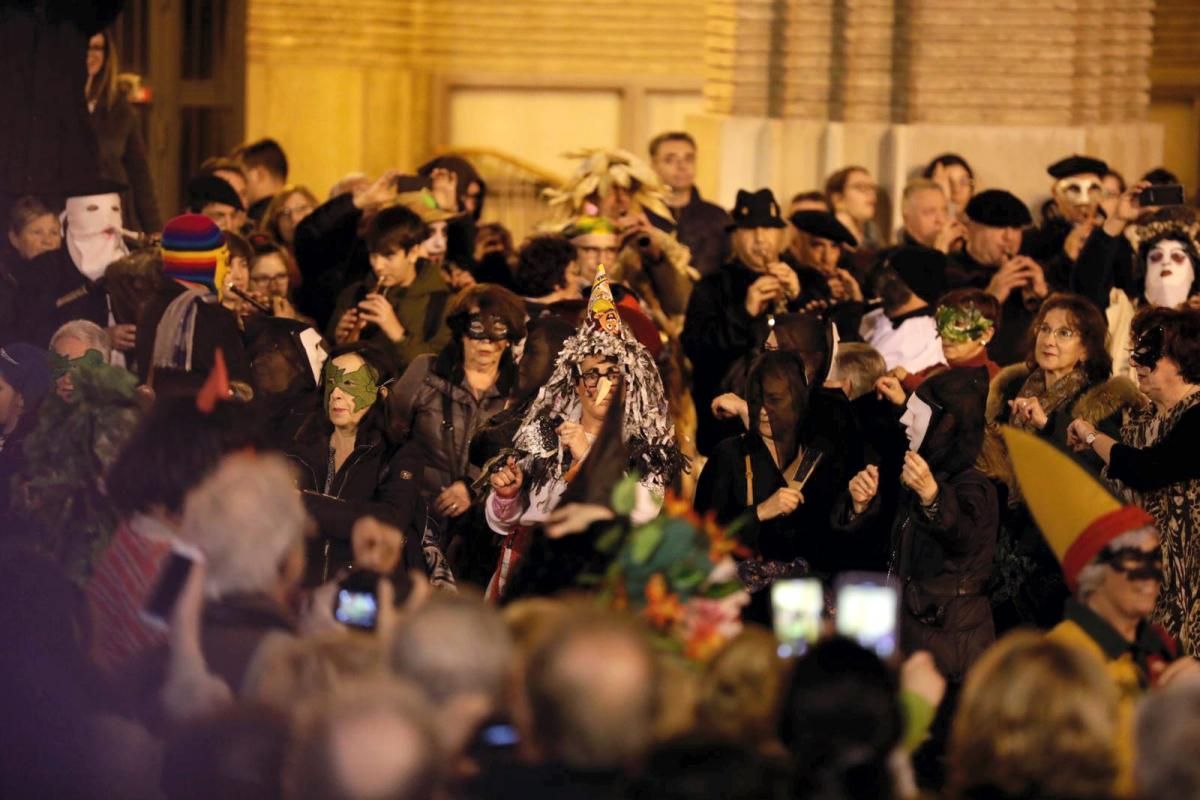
[704,0,778,117]
[830,0,895,123]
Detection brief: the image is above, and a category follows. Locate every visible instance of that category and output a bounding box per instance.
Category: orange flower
[702,511,742,563]
[642,573,682,629]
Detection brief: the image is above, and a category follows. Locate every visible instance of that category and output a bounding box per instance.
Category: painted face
[900,393,934,452]
[1145,240,1195,309]
[1035,308,1087,376]
[8,213,61,261]
[1053,175,1103,223]
[63,192,126,280]
[323,353,379,429]
[421,221,448,266]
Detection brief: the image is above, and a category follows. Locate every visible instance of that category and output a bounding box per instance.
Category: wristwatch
[1085,431,1098,445]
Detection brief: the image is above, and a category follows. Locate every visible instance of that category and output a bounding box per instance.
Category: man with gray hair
[389,593,514,765]
[180,451,310,694]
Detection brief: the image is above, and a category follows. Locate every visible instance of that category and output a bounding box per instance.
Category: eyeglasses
[846,182,877,194]
[281,203,313,220]
[577,367,621,389]
[1035,324,1078,341]
[249,274,288,288]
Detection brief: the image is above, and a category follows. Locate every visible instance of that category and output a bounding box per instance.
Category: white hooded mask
[1145,240,1195,309]
[62,193,128,281]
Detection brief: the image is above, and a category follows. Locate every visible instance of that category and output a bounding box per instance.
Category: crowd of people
[3,10,1200,800]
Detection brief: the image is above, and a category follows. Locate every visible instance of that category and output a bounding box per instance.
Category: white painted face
[1145,240,1195,309]
[62,192,126,280]
[900,393,934,453]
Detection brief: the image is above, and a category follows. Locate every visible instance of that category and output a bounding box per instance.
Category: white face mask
[1145,240,1195,309]
[62,193,127,281]
[900,393,934,453]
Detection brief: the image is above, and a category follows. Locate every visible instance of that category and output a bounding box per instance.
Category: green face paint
[936,304,993,345]
[324,361,380,413]
[49,348,106,379]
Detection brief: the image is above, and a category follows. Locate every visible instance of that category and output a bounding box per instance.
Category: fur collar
[985,364,1147,424]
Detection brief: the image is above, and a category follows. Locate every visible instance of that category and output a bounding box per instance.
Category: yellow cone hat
[588,263,622,336]
[1001,425,1154,589]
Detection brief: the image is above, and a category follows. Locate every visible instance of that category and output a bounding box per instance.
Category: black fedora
[728,188,786,230]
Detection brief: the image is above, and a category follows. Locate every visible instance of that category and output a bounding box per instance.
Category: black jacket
[287,425,425,584]
[834,469,998,680]
[1108,402,1200,491]
[293,193,369,329]
[669,188,732,278]
[683,259,818,455]
[11,247,109,349]
[90,96,160,233]
[133,280,251,389]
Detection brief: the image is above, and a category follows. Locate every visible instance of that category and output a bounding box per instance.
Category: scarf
[152,287,210,372]
[1012,367,1089,432]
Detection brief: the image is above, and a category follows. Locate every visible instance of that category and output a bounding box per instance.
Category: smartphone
[771,578,824,658]
[834,572,900,660]
[333,570,381,630]
[1139,184,1185,208]
[141,543,202,631]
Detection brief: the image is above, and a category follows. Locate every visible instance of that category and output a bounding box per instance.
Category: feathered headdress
[1124,207,1200,255]
[509,264,686,499]
[541,148,673,227]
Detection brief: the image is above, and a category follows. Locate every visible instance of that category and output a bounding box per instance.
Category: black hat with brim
[186,174,245,213]
[965,190,1032,228]
[727,188,786,230]
[1047,155,1109,180]
[789,210,857,247]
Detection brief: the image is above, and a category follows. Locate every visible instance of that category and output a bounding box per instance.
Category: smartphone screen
[334,589,378,630]
[142,550,196,629]
[835,575,899,659]
[771,578,824,658]
[1139,184,1185,208]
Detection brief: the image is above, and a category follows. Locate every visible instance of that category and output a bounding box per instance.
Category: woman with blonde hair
[947,632,1119,800]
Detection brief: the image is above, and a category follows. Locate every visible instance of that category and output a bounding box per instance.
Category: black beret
[884,245,948,305]
[788,210,857,247]
[1047,155,1109,180]
[965,190,1032,228]
[186,174,244,213]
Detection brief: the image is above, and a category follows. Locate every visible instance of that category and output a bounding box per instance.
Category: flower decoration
[584,475,749,663]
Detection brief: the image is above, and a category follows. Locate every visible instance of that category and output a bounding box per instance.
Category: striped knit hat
[161,213,230,299]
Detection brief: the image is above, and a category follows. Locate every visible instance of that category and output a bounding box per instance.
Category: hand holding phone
[333,570,383,630]
[142,543,204,631]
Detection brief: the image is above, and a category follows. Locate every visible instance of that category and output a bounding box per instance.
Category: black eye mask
[462,312,511,342]
[1130,325,1165,370]
[1097,545,1163,582]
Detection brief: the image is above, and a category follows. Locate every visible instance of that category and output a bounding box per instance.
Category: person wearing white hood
[13,178,133,356]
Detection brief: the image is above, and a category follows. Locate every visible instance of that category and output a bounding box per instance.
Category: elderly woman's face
[324,353,376,431]
[8,213,62,261]
[1135,354,1188,404]
[461,309,510,373]
[1094,529,1161,621]
[1035,308,1087,376]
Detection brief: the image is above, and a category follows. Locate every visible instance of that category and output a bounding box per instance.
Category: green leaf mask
[936,303,993,345]
[49,348,107,380]
[324,362,380,413]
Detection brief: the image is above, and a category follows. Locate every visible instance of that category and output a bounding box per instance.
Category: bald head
[526,614,658,770]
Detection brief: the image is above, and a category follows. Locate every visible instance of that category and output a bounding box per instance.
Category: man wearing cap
[946,189,1050,365]
[683,188,816,455]
[133,213,251,392]
[186,174,246,233]
[1003,425,1200,793]
[1023,155,1109,273]
[787,209,860,303]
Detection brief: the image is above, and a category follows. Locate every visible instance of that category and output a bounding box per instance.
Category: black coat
[11,247,109,348]
[90,96,160,233]
[683,259,820,455]
[668,188,732,278]
[0,0,123,204]
[287,425,425,585]
[833,469,998,681]
[293,193,368,330]
[133,280,251,389]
